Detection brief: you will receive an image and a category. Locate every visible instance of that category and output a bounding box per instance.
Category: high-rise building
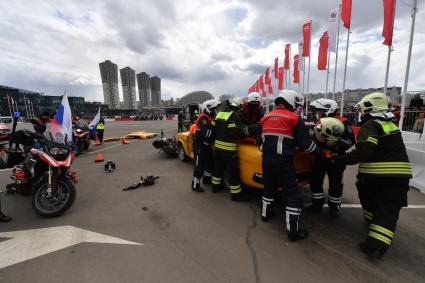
[120,67,137,109]
[136,72,150,107]
[99,60,120,109]
[150,76,161,106]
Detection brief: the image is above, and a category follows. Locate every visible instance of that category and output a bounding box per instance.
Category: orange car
[175,131,315,189]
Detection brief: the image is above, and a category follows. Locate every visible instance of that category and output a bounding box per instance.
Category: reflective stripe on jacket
[344,117,412,177]
[259,106,321,156]
[212,111,245,152]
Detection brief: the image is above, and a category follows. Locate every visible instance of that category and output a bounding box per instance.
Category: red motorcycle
[7,122,77,217]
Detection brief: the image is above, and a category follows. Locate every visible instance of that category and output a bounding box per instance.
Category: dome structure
[175,91,214,107]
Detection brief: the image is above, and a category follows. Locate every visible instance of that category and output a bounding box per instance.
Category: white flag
[399,0,414,7]
[327,7,339,53]
[89,107,101,130]
[298,41,305,71]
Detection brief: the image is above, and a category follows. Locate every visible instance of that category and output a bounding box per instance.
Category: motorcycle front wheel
[31,178,76,217]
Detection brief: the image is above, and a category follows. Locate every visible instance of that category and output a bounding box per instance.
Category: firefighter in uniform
[259,90,323,241]
[308,99,355,217]
[241,92,264,137]
[191,99,219,192]
[96,118,105,143]
[211,97,250,202]
[333,92,412,259]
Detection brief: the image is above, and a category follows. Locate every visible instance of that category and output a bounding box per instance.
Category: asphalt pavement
[0,120,424,283]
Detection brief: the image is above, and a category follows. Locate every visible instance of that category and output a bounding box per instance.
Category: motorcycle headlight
[49,147,69,155]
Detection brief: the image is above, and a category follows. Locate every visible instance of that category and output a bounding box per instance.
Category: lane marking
[324,204,425,209]
[0,225,142,269]
[86,139,137,155]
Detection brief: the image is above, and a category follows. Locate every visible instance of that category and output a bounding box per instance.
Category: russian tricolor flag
[54,93,73,143]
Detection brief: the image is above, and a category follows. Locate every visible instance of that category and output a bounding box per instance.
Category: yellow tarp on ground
[125,131,158,139]
[104,131,158,142]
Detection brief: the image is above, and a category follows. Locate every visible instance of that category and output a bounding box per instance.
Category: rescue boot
[287,229,308,242]
[359,241,383,260]
[191,181,204,193]
[231,192,250,202]
[212,184,224,193]
[306,197,324,213]
[0,212,12,223]
[261,198,275,222]
[202,176,212,185]
[328,204,340,218]
[305,203,323,214]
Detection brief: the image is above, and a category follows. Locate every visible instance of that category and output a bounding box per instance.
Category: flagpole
[325,50,331,97]
[341,28,351,116]
[306,20,312,116]
[399,0,417,130]
[384,0,396,96]
[332,3,342,101]
[6,95,13,118]
[30,100,36,118]
[288,47,291,89]
[302,58,306,96]
[23,96,29,118]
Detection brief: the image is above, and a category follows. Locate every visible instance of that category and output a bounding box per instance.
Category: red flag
[382,0,396,46]
[318,32,329,70]
[278,67,284,90]
[265,68,270,85]
[293,55,299,83]
[341,0,352,30]
[255,80,260,92]
[274,58,279,78]
[268,84,273,94]
[259,75,264,91]
[302,22,311,57]
[284,44,290,69]
[262,90,267,97]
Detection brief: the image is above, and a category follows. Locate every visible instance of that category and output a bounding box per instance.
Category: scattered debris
[104,161,116,173]
[123,175,159,191]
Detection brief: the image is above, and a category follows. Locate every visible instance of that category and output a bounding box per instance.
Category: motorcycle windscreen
[44,122,68,145]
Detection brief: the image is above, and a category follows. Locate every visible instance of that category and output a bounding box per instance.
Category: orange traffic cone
[120,137,130,144]
[95,135,101,146]
[95,152,104,162]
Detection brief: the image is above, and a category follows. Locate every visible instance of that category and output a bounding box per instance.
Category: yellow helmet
[315,117,345,141]
[356,92,389,114]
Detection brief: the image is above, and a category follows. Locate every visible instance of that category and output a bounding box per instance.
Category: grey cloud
[241,63,268,75]
[242,0,413,42]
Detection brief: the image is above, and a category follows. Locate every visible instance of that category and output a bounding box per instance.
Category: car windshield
[44,122,68,145]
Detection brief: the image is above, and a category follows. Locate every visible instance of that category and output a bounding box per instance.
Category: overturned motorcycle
[152,130,179,158]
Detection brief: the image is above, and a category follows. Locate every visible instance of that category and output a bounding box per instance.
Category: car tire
[178,143,189,162]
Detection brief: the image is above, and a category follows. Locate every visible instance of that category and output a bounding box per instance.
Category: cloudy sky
[0,0,423,102]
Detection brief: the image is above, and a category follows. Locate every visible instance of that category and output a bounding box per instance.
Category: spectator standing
[412,112,425,134]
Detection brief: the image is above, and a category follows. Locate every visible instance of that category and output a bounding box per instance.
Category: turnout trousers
[310,157,346,207]
[211,150,242,194]
[356,175,409,255]
[261,153,302,233]
[192,141,214,188]
[97,129,104,143]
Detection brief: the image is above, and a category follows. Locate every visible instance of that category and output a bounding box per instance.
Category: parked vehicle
[6,118,77,217]
[175,131,314,189]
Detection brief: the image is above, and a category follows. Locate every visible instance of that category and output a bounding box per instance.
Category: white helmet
[310,98,339,116]
[247,92,261,104]
[202,99,220,114]
[275,89,304,111]
[230,97,243,110]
